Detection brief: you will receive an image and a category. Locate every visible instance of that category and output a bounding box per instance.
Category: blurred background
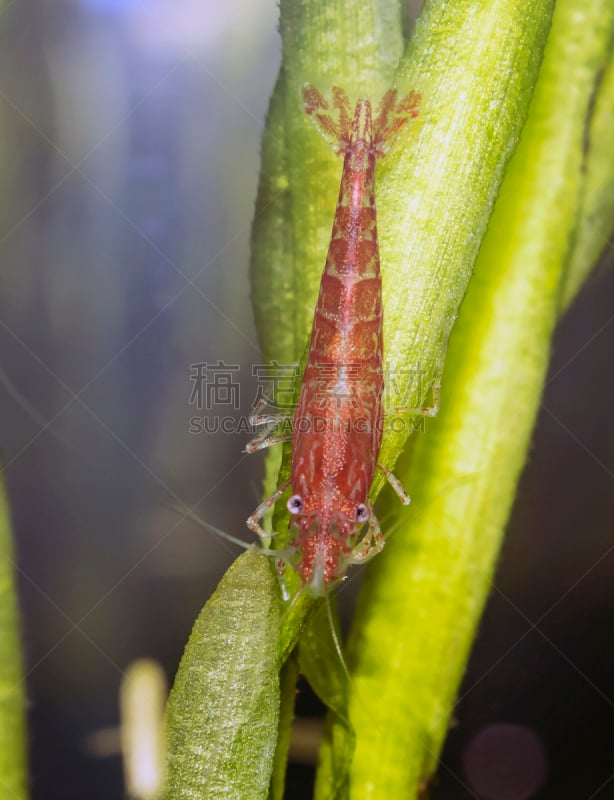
[0,1,612,798]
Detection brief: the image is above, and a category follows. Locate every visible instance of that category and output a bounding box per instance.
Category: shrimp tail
[302,84,421,156]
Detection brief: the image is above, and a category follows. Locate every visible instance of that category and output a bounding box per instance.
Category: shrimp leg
[245,429,292,454]
[246,479,291,538]
[246,398,293,453]
[378,464,411,505]
[350,512,385,564]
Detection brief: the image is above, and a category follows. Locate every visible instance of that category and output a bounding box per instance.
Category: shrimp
[247,85,421,596]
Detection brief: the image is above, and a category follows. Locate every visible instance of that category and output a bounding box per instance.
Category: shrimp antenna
[0,363,85,462]
[282,583,350,680]
[283,581,306,619]
[170,504,285,558]
[324,585,350,681]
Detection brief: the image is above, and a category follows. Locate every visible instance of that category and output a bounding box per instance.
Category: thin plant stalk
[0,485,27,800]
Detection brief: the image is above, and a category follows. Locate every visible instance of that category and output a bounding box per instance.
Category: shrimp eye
[356,503,369,523]
[287,494,304,515]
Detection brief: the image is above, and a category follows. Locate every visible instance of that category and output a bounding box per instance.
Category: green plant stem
[0,485,27,800]
[323,2,614,797]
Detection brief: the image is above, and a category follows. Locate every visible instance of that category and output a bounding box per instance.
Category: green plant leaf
[299,604,354,800]
[372,0,557,489]
[250,69,295,366]
[268,655,300,800]
[562,36,614,307]
[164,552,281,799]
